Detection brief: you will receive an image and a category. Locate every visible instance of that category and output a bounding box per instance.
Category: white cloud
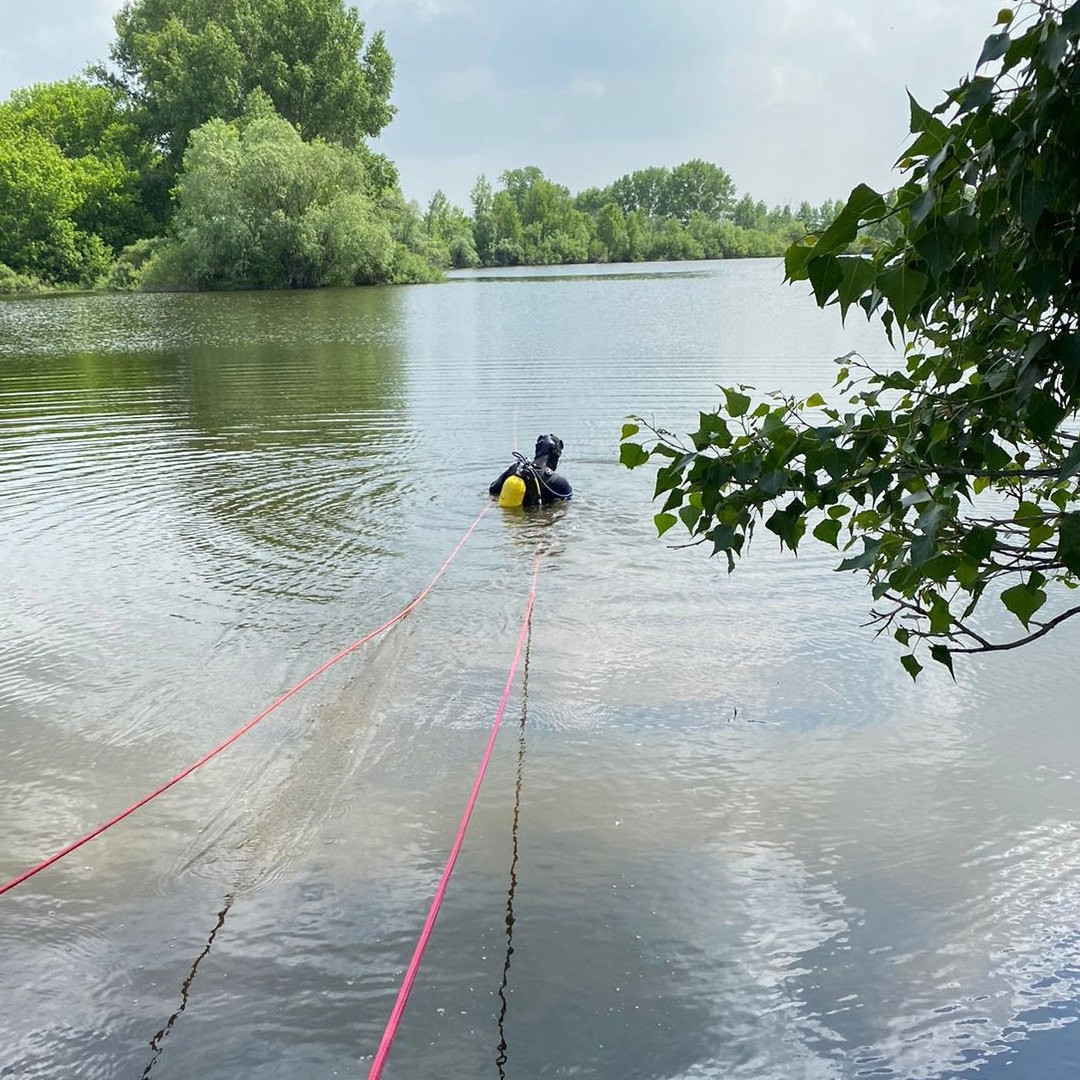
[568,75,607,98]
[438,64,500,104]
[539,109,565,134]
[762,62,826,109]
[359,0,468,17]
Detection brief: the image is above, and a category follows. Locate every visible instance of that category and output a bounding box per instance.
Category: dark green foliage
[597,161,738,224]
[466,161,837,268]
[478,167,591,266]
[142,107,439,290]
[104,236,168,289]
[421,190,479,269]
[0,79,162,285]
[0,263,45,294]
[0,5,438,293]
[622,1,1080,672]
[108,0,395,160]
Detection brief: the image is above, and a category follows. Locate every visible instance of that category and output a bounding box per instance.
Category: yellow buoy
[498,474,526,508]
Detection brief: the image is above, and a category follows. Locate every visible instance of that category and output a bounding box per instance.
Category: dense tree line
[464,162,845,269]
[0,0,848,293]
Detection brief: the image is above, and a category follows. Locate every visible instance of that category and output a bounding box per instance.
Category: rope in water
[367,552,541,1080]
[0,504,491,899]
[496,622,531,1078]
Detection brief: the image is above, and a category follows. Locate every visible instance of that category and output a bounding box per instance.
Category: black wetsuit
[489,434,573,506]
[489,462,572,505]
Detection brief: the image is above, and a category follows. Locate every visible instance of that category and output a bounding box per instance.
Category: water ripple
[3,267,1079,1080]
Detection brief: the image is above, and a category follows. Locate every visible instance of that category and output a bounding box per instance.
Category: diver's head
[532,433,564,471]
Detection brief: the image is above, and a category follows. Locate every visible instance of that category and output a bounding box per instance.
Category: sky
[1,0,1005,211]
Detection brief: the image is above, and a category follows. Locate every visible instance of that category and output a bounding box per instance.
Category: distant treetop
[107,0,395,160]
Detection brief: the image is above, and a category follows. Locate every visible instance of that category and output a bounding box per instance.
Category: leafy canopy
[0,79,161,283]
[621,1,1080,676]
[107,0,394,159]
[144,103,422,290]
[600,161,736,224]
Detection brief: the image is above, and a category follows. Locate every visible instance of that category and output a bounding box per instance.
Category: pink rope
[368,553,541,1079]
[0,505,491,899]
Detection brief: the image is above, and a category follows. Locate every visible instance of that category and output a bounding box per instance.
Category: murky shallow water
[2,260,1079,1079]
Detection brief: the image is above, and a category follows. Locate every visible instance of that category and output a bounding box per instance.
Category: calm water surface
[2,260,1079,1079]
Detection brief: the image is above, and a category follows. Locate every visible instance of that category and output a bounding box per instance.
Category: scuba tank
[498,473,527,508]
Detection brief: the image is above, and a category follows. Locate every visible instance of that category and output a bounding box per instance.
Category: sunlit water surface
[2,260,1079,1079]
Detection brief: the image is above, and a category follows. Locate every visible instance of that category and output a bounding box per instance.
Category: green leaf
[1060,440,1080,481]
[908,91,933,133]
[813,518,841,548]
[904,120,949,161]
[900,653,923,681]
[697,411,732,448]
[655,463,682,498]
[907,188,937,228]
[930,644,955,679]
[894,627,911,646]
[654,512,678,537]
[915,227,957,281]
[808,254,842,306]
[1058,512,1080,576]
[806,392,825,408]
[759,469,788,496]
[660,487,683,511]
[784,238,816,281]
[837,537,883,571]
[1027,523,1054,550]
[679,503,702,532]
[910,530,937,567]
[928,594,951,636]
[956,75,994,113]
[722,387,752,418]
[1041,28,1067,69]
[620,442,650,469]
[876,265,928,326]
[1020,182,1050,234]
[835,256,878,322]
[812,184,886,257]
[1000,582,1047,628]
[977,31,1010,67]
[620,422,640,440]
[1064,1,1080,35]
[765,499,807,551]
[956,559,981,589]
[844,183,887,219]
[1025,392,1066,442]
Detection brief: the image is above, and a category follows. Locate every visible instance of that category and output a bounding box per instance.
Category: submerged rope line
[141,891,236,1080]
[367,552,541,1080]
[0,504,491,899]
[496,621,531,1078]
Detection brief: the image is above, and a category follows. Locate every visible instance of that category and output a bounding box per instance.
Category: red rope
[0,505,491,899]
[367,553,541,1079]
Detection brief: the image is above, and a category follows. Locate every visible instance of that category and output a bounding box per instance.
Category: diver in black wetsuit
[489,434,573,507]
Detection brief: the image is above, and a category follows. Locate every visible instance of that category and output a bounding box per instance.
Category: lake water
[2,259,1079,1080]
